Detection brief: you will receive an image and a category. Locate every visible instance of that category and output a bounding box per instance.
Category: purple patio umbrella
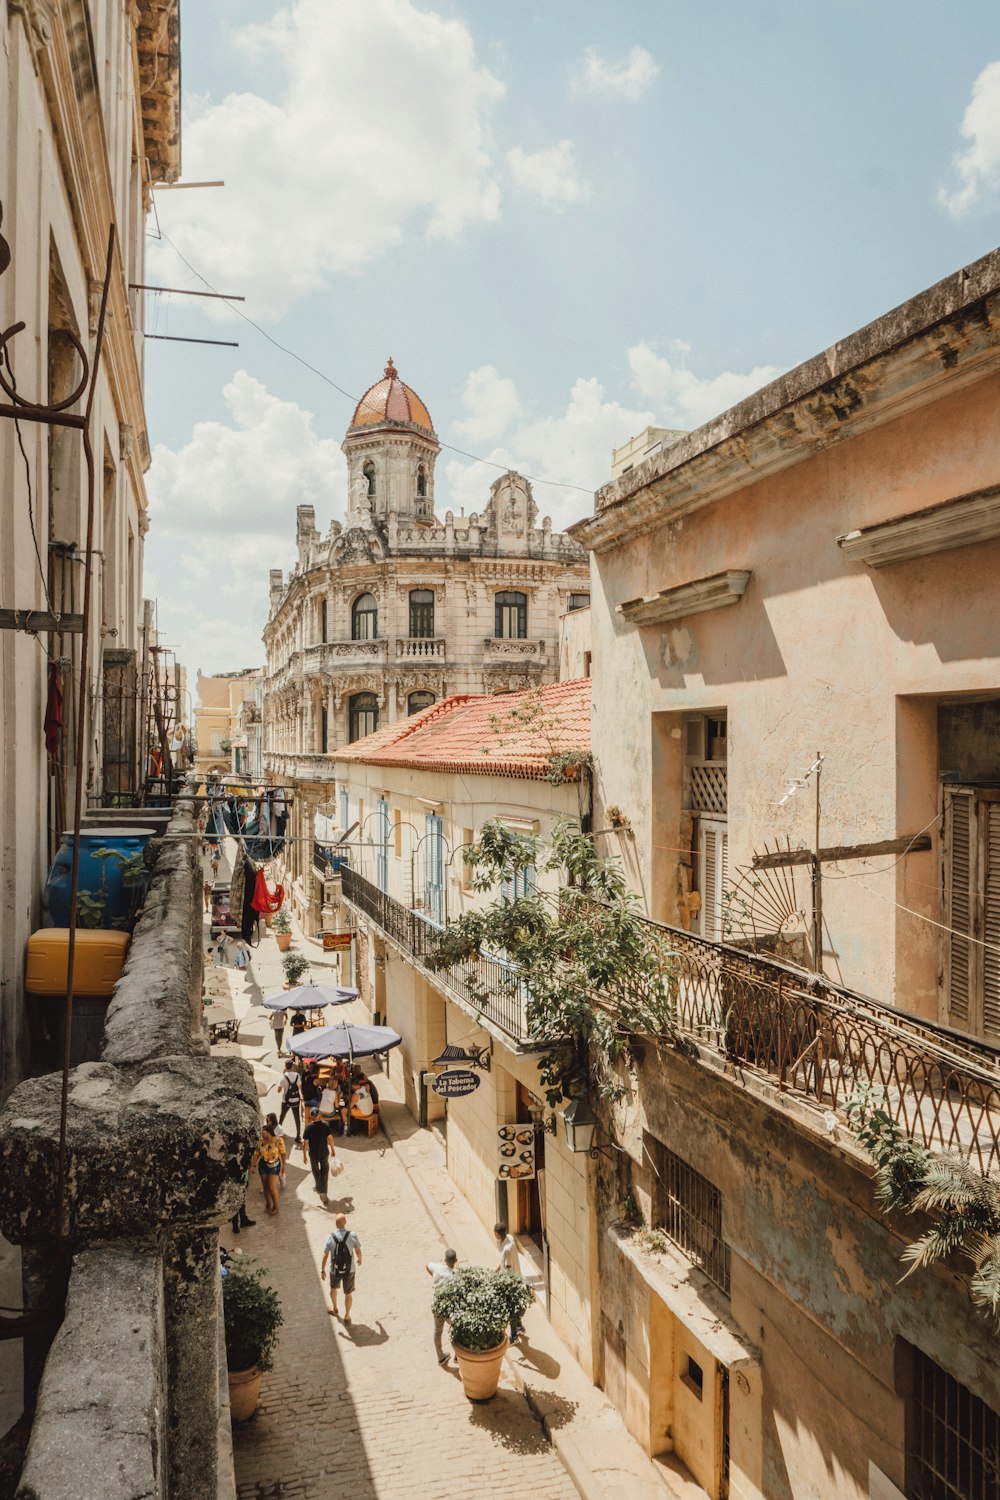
[263,983,359,1012]
[288,1023,402,1062]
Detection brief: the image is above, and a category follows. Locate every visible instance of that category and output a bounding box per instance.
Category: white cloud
[507,141,590,206]
[572,46,659,102]
[627,340,781,428]
[939,60,1000,216]
[455,365,521,442]
[145,373,345,673]
[151,0,505,317]
[445,373,654,529]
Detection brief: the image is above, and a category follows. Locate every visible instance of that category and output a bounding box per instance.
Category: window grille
[689,764,728,815]
[907,1345,1000,1500]
[648,1136,730,1296]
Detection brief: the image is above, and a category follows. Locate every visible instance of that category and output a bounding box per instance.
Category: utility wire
[147,230,596,496]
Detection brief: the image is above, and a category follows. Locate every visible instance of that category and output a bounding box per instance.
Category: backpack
[332,1229,353,1278]
[284,1072,300,1103]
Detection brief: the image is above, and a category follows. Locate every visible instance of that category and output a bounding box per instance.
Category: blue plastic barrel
[43,828,156,930]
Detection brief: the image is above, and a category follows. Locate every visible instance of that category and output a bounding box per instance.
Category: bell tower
[343,358,440,524]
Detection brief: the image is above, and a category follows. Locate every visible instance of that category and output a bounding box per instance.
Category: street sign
[431,1069,481,1099]
[322,931,353,952]
[497,1123,536,1180]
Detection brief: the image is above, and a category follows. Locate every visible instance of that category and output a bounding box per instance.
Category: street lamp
[561,1095,599,1155]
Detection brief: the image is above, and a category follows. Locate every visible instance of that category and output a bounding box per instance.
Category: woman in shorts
[254,1122,286,1216]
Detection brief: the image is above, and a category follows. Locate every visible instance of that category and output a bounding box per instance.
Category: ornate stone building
[263,360,589,927]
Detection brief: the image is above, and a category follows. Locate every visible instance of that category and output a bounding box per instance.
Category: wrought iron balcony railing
[645,919,1000,1175]
[341,866,534,1046]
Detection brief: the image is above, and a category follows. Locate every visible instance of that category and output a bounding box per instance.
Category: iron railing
[653,921,1000,1175]
[342,866,534,1045]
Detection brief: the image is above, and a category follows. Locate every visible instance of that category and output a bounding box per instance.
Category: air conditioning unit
[323,878,342,905]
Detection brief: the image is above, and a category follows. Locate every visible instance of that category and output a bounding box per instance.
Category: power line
[148,230,596,496]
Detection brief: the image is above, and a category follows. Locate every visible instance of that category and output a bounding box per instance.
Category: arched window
[349,693,379,743]
[352,592,378,640]
[416,465,427,498]
[409,589,434,638]
[495,590,527,639]
[363,461,376,497]
[408,691,435,716]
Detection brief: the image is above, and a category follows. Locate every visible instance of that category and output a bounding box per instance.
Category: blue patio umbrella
[288,1023,402,1061]
[263,983,359,1012]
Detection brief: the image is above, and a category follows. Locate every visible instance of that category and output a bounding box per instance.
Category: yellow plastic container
[24,929,130,997]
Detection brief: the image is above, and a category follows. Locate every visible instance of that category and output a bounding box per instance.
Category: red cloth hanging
[251,869,284,914]
[43,663,63,755]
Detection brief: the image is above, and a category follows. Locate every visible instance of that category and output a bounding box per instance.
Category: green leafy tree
[429,817,674,1103]
[847,1086,1000,1323]
[432,1266,533,1352]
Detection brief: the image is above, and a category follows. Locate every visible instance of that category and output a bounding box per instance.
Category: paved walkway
[208,840,687,1500]
[209,866,573,1500]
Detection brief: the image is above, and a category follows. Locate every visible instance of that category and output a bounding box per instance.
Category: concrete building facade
[569,249,1000,1499]
[263,362,590,932]
[0,0,180,1098]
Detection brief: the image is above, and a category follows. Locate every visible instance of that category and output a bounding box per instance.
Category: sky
[142,0,1000,681]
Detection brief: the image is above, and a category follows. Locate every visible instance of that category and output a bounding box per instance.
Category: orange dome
[350,358,434,434]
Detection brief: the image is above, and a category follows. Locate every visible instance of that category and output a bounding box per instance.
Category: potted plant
[432,1266,533,1401]
[222,1254,283,1421]
[272,906,292,953]
[282,951,310,988]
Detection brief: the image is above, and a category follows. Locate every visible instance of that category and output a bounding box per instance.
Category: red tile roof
[334,679,591,779]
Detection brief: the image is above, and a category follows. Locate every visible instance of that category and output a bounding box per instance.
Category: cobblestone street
[221,922,575,1500]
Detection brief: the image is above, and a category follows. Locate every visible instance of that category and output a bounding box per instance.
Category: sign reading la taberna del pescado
[431,1069,481,1099]
[497,1124,536,1179]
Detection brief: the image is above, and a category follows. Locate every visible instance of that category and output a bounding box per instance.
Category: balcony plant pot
[431,1266,533,1403]
[275,932,292,953]
[223,1255,282,1424]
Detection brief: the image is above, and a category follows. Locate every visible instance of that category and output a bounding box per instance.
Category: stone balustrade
[396,637,445,659]
[482,637,546,659]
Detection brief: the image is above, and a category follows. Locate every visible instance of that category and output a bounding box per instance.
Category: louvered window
[699,818,729,942]
[944,786,1000,1042]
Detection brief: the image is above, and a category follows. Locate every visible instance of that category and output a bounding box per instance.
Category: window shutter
[702,828,718,939]
[984,805,1000,1043]
[945,787,974,1028]
[720,832,729,935]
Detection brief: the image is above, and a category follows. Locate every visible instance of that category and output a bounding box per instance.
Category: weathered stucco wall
[590,363,1000,1016]
[603,1043,1000,1499]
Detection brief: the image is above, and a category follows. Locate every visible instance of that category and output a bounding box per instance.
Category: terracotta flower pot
[453,1336,508,1401]
[264,914,274,929]
[275,933,292,952]
[228,1365,263,1422]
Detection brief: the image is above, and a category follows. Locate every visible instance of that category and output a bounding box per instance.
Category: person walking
[495,1222,524,1345]
[269,1005,286,1057]
[426,1248,458,1364]
[302,1107,337,1201]
[253,1122,286,1217]
[321,1213,362,1321]
[278,1060,303,1142]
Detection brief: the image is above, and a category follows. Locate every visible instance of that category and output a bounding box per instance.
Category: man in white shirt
[495,1222,524,1345]
[425,1248,458,1364]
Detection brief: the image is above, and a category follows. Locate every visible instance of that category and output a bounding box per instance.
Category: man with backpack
[320,1212,362,1322]
[278,1061,303,1142]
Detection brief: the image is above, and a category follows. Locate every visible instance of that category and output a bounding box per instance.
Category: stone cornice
[837,481,1000,568]
[617,570,751,625]
[572,248,1000,555]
